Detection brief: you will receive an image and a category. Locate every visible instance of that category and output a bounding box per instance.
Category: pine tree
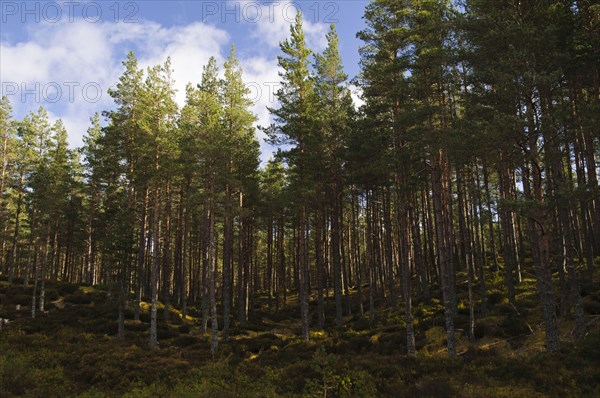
[0,97,16,277]
[140,58,178,348]
[221,44,259,340]
[314,24,353,327]
[267,11,316,342]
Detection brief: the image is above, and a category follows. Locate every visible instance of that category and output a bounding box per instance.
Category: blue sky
[1,1,368,160]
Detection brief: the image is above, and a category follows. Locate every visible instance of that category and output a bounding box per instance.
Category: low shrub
[243,333,283,353]
[409,375,457,398]
[139,313,151,323]
[583,296,600,315]
[56,283,79,296]
[333,333,371,354]
[7,293,32,306]
[45,289,60,302]
[487,289,506,306]
[125,321,149,332]
[65,291,93,305]
[500,315,532,338]
[172,335,198,348]
[474,316,505,339]
[157,324,179,340]
[178,324,190,334]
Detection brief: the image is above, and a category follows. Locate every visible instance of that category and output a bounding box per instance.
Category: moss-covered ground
[1,273,599,397]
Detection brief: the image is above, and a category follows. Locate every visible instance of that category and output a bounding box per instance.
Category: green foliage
[583,295,600,315]
[1,286,599,398]
[65,290,93,305]
[56,282,80,296]
[487,289,506,306]
[408,375,457,398]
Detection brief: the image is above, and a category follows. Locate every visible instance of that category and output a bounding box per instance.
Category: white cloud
[131,21,229,106]
[229,0,328,52]
[0,9,326,161]
[238,55,282,162]
[1,18,230,148]
[349,84,365,110]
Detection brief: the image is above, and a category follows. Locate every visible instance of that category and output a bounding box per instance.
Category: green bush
[576,328,600,362]
[157,324,179,340]
[500,315,531,338]
[487,289,505,306]
[45,289,60,302]
[243,333,283,353]
[172,335,198,348]
[7,293,32,306]
[65,291,93,305]
[126,321,150,332]
[56,283,79,295]
[409,375,457,398]
[74,388,109,398]
[333,333,371,354]
[139,312,151,323]
[5,284,33,296]
[0,351,32,395]
[178,324,190,334]
[583,296,600,315]
[474,316,505,338]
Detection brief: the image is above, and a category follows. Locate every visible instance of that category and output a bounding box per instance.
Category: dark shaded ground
[1,275,599,397]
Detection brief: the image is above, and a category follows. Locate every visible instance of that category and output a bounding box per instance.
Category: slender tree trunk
[7,172,23,284]
[299,205,310,342]
[498,154,517,305]
[482,164,499,273]
[134,186,148,321]
[457,169,475,341]
[149,185,161,348]
[162,181,173,320]
[316,211,325,329]
[202,205,210,333]
[208,177,218,355]
[266,214,273,314]
[383,188,398,312]
[543,95,586,337]
[352,188,364,316]
[222,183,233,340]
[181,180,190,319]
[340,197,351,316]
[431,149,456,357]
[277,214,286,310]
[331,187,344,327]
[522,108,561,351]
[85,187,97,286]
[31,235,40,319]
[473,166,488,315]
[366,190,376,326]
[403,200,417,356]
[39,225,51,314]
[118,272,126,340]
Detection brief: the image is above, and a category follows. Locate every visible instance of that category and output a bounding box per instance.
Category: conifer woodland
[1,1,600,397]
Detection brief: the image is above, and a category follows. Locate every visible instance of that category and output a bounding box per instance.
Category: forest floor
[1,273,600,397]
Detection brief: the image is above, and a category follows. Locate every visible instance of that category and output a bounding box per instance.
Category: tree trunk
[208,177,219,355]
[134,186,148,321]
[331,188,344,327]
[222,183,233,340]
[149,185,161,348]
[7,172,23,284]
[316,211,325,329]
[162,181,173,321]
[299,206,310,342]
[522,153,560,351]
[431,149,456,357]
